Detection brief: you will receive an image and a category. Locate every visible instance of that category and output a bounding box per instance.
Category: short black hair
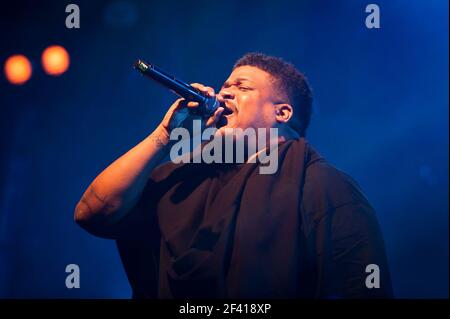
[234,52,313,137]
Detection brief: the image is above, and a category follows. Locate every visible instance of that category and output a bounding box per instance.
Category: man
[74,53,393,298]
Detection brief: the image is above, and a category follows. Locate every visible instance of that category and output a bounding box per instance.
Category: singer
[74,53,393,298]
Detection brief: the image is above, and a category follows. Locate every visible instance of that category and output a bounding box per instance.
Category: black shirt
[116,138,393,298]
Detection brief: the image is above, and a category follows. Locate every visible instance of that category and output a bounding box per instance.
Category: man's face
[216,66,280,133]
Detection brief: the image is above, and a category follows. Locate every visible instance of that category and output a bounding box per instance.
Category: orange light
[41,45,70,76]
[4,55,32,85]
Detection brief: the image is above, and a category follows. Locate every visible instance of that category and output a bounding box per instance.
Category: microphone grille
[133,59,149,72]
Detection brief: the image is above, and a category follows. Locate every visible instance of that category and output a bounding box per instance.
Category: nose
[218,89,235,101]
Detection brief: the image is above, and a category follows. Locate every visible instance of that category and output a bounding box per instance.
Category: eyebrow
[222,77,255,88]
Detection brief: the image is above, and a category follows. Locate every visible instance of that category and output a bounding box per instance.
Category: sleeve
[314,201,394,299]
[114,178,161,298]
[115,179,160,237]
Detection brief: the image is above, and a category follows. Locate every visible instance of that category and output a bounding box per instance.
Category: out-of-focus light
[41,45,70,76]
[4,54,32,85]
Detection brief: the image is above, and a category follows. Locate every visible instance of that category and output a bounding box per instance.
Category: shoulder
[301,148,372,222]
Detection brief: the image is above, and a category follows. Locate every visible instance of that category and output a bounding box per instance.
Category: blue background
[0,0,448,298]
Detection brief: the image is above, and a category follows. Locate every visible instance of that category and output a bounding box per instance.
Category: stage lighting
[4,54,32,85]
[41,45,70,76]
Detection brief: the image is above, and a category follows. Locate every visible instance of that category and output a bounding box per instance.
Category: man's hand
[159,83,225,135]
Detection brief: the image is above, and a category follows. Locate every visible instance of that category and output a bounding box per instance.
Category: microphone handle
[134,60,219,116]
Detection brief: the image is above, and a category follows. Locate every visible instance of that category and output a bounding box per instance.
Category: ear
[274,103,293,124]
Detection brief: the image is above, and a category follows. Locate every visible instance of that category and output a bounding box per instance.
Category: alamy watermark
[168,120,279,175]
[65,4,80,29]
[365,264,380,289]
[65,263,80,289]
[365,4,380,29]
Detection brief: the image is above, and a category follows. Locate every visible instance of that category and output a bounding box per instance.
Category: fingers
[186,83,215,110]
[164,83,218,130]
[170,98,186,111]
[171,98,198,111]
[191,83,215,98]
[205,106,224,127]
[186,101,199,108]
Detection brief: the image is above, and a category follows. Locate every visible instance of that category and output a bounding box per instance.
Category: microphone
[133,59,219,116]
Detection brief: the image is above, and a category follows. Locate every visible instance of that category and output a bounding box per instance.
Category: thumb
[205,107,225,127]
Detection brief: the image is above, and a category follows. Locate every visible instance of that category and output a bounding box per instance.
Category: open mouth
[221,102,234,116]
[216,102,235,128]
